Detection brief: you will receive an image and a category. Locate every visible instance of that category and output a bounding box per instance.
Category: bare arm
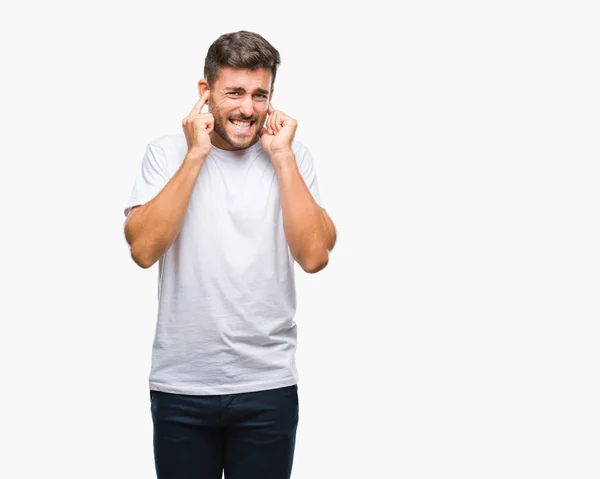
[274,154,337,273]
[261,104,336,273]
[124,159,204,268]
[124,91,214,268]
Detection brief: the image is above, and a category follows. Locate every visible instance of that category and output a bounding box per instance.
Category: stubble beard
[210,100,261,150]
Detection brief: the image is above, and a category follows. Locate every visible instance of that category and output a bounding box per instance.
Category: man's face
[206,66,273,151]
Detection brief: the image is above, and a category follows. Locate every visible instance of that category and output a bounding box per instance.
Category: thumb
[259,126,270,138]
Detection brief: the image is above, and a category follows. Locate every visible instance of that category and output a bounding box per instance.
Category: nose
[239,94,254,118]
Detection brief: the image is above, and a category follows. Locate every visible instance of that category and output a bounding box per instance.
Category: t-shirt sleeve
[296,144,323,208]
[124,143,170,217]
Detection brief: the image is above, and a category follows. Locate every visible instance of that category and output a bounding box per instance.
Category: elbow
[133,256,155,270]
[298,248,329,274]
[130,243,157,269]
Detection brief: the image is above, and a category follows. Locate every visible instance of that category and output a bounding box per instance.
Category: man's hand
[182,91,214,165]
[260,103,298,161]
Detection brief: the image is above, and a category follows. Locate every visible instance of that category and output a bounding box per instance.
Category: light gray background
[1,1,598,478]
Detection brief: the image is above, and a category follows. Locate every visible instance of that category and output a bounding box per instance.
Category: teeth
[231,120,252,130]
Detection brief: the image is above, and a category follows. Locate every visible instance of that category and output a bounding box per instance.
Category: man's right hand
[182,91,213,164]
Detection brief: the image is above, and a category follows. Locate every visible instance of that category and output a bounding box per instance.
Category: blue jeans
[150,385,299,479]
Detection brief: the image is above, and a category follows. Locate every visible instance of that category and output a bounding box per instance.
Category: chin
[226,129,258,149]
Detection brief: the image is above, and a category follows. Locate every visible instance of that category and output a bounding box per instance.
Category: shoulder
[290,139,318,172]
[139,134,187,176]
[147,133,187,157]
[145,134,188,173]
[291,139,310,156]
[290,139,315,165]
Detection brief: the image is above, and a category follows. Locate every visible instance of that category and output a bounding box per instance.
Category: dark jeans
[150,384,299,479]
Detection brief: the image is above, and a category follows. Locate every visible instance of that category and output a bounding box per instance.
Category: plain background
[1,0,598,477]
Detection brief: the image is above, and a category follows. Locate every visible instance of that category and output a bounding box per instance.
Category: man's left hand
[260,103,298,162]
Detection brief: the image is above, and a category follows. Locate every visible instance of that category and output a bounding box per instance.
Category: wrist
[270,150,295,170]
[183,153,206,172]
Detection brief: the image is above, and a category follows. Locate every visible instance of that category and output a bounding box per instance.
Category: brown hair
[204,31,281,87]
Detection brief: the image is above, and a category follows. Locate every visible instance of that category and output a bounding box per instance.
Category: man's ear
[197,79,209,97]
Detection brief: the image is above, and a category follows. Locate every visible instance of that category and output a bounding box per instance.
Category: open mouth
[230,119,255,132]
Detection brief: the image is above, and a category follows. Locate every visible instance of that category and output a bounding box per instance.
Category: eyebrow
[225,87,270,95]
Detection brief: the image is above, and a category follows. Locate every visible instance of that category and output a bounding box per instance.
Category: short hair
[204,31,281,88]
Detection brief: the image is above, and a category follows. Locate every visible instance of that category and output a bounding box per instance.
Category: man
[123,31,336,479]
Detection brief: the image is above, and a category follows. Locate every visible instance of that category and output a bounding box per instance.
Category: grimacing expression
[208,67,273,150]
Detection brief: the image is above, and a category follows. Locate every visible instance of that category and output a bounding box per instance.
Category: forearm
[274,153,335,273]
[124,157,203,268]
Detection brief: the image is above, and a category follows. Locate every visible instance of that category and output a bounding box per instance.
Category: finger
[268,112,276,135]
[188,90,210,117]
[278,112,286,132]
[205,114,214,131]
[270,111,278,134]
[193,113,214,130]
[274,111,283,134]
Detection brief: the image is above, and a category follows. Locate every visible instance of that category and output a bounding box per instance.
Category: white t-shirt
[124,134,322,395]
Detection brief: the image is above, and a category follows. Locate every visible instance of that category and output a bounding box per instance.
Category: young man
[123,31,336,478]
